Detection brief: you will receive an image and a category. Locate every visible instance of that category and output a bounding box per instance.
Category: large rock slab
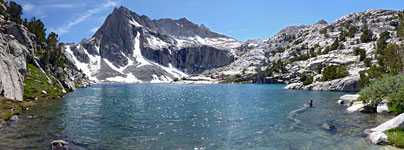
[370,113,404,132]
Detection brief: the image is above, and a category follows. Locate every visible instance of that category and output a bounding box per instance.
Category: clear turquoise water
[0,84,397,149]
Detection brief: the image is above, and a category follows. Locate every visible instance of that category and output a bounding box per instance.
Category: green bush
[388,88,404,115]
[397,10,404,39]
[315,63,323,74]
[330,38,340,50]
[385,128,404,148]
[377,31,390,51]
[364,58,371,67]
[360,25,373,43]
[320,65,349,81]
[358,74,404,113]
[302,76,313,85]
[378,44,404,74]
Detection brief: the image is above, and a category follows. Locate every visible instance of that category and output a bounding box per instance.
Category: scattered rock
[339,94,360,104]
[27,115,36,119]
[337,100,344,104]
[41,90,47,94]
[347,101,365,113]
[51,140,69,150]
[10,115,18,122]
[376,100,390,114]
[369,131,388,144]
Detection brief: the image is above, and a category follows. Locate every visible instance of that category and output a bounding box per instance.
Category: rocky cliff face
[65,6,241,83]
[212,9,400,92]
[0,2,91,101]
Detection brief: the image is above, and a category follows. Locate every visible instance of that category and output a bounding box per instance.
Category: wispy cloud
[22,3,34,12]
[49,4,76,8]
[52,1,116,34]
[89,26,99,33]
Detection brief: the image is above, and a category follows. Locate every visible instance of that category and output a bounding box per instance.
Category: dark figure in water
[309,100,313,107]
[329,125,336,129]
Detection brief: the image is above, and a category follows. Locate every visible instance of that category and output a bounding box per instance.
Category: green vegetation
[266,59,284,75]
[360,25,373,43]
[359,43,404,88]
[0,98,22,121]
[293,38,303,45]
[24,17,47,43]
[385,128,404,148]
[397,10,404,39]
[23,64,64,100]
[330,38,340,50]
[357,74,404,113]
[315,64,323,74]
[7,1,23,24]
[300,74,313,85]
[377,31,390,51]
[320,65,349,82]
[353,47,366,61]
[364,58,371,67]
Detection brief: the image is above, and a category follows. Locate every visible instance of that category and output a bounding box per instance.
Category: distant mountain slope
[215,9,400,92]
[65,6,241,83]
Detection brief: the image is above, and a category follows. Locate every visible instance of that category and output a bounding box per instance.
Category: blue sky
[13,0,404,43]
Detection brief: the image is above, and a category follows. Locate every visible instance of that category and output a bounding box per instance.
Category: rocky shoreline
[336,94,404,147]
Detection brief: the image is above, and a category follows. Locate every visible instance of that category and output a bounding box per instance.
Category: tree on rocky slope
[397,10,404,39]
[7,1,22,24]
[360,25,373,43]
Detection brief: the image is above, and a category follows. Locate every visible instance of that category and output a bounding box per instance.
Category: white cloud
[52,1,117,34]
[22,3,35,12]
[49,4,76,8]
[89,26,99,33]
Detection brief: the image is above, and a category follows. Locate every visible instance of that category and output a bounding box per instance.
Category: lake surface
[0,84,399,149]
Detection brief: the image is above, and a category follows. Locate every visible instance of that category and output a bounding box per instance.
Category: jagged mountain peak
[65,6,240,83]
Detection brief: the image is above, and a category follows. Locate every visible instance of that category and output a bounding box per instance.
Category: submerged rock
[51,140,69,150]
[10,115,18,122]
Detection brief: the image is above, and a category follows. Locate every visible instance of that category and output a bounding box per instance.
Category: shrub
[378,43,404,74]
[358,74,404,113]
[330,38,340,50]
[364,58,371,67]
[302,76,313,85]
[360,25,373,43]
[377,31,390,51]
[315,63,323,74]
[320,65,349,81]
[388,89,404,115]
[397,10,404,39]
[347,26,358,38]
[234,74,241,78]
[293,39,303,45]
[173,78,179,81]
[385,128,404,148]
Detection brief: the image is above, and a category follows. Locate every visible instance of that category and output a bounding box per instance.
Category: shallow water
[0,84,399,149]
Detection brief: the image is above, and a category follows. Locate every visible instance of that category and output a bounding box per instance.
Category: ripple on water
[0,84,399,149]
